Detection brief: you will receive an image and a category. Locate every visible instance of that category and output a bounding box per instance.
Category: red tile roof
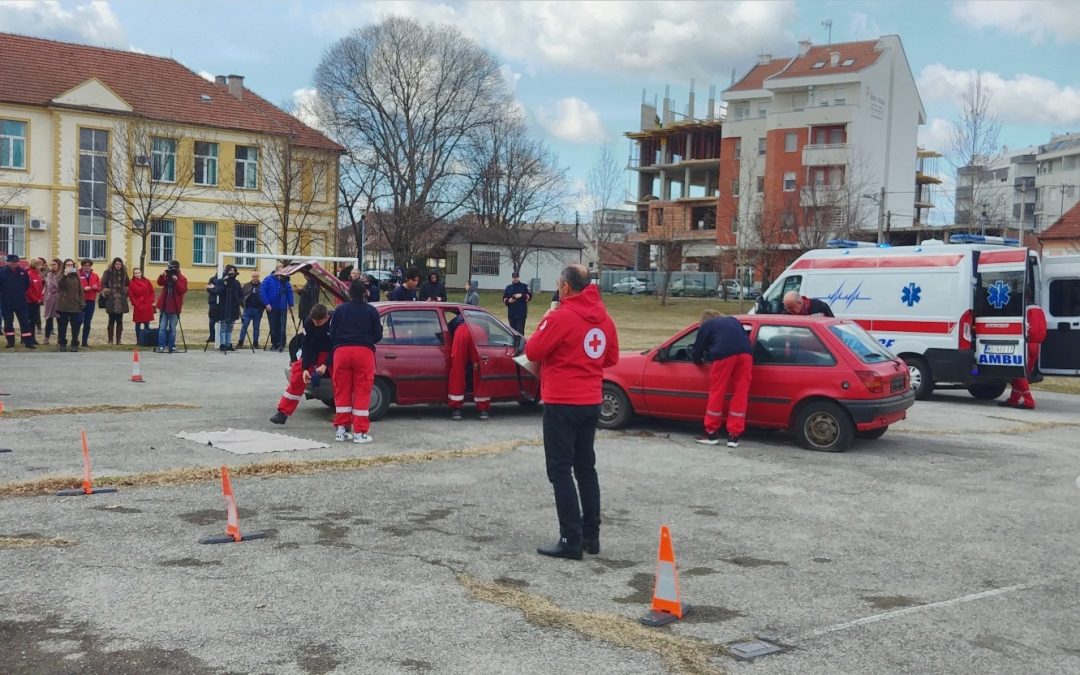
[724,58,791,93]
[600,242,636,269]
[769,40,882,81]
[0,32,342,152]
[1039,201,1080,241]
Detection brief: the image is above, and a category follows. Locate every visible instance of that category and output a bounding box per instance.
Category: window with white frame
[235,145,258,189]
[192,221,217,265]
[149,219,175,263]
[784,132,797,152]
[78,128,109,260]
[758,137,767,155]
[234,223,257,267]
[470,250,500,276]
[783,172,797,191]
[151,138,176,182]
[194,141,218,186]
[0,120,27,169]
[0,208,26,257]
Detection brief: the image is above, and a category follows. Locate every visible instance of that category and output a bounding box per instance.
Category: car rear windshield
[829,323,893,363]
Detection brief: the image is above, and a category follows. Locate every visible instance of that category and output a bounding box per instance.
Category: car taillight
[958,309,973,350]
[855,370,885,394]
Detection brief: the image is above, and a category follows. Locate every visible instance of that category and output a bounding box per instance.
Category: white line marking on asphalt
[800,583,1032,641]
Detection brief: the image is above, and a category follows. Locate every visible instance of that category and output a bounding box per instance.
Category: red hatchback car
[304,302,540,419]
[599,315,914,452]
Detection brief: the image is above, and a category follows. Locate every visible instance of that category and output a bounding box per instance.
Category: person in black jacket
[298,279,321,322]
[271,303,332,424]
[418,271,446,302]
[782,291,834,317]
[389,268,420,301]
[503,270,532,334]
[211,265,243,351]
[0,254,35,348]
[329,280,383,443]
[237,270,264,349]
[692,310,752,448]
[366,274,381,302]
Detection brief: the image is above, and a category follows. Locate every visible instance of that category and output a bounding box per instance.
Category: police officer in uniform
[0,254,35,348]
[503,270,532,334]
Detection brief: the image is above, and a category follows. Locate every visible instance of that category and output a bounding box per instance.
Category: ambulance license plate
[985,344,1015,354]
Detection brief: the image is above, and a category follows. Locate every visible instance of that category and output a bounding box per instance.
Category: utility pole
[357,213,365,271]
[875,186,885,244]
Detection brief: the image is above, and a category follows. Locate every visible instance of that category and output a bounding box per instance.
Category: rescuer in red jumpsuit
[447,314,490,420]
[1000,303,1047,410]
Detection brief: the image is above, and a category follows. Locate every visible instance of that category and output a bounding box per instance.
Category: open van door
[1040,255,1080,375]
[971,249,1028,381]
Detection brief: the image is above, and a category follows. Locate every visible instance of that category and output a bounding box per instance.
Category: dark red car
[599,315,914,452]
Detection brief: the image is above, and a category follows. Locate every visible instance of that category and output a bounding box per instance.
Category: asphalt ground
[1,349,1079,674]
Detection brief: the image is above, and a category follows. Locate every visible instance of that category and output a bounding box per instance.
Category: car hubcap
[601,393,618,422]
[908,365,922,391]
[805,412,839,447]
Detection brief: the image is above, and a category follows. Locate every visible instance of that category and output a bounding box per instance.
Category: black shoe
[695,432,721,445]
[583,537,600,555]
[226,344,235,351]
[270,411,287,425]
[997,400,1021,408]
[4,343,12,349]
[451,409,462,421]
[81,342,88,347]
[24,343,36,349]
[479,410,489,420]
[727,434,740,448]
[57,344,67,352]
[236,341,244,349]
[219,344,227,352]
[536,539,583,560]
[71,344,79,352]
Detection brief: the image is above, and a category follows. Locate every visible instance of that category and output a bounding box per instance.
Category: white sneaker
[335,426,352,442]
[354,432,373,444]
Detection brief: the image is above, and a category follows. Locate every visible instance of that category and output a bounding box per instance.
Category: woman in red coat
[25,258,45,344]
[128,268,156,346]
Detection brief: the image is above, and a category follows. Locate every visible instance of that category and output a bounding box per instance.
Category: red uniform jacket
[525,284,619,405]
[129,277,156,323]
[25,268,44,304]
[1026,305,1047,345]
[155,272,188,313]
[80,270,101,302]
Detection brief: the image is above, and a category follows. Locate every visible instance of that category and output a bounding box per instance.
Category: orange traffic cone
[199,466,267,544]
[56,430,118,496]
[130,349,144,383]
[640,525,691,626]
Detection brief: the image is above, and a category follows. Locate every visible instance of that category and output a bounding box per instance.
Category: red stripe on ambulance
[791,255,964,270]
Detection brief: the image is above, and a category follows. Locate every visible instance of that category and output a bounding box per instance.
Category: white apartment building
[1034,133,1080,230]
[954,146,1037,233]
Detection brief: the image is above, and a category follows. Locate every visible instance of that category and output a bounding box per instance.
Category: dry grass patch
[1034,377,1080,396]
[0,439,538,499]
[458,574,726,675]
[0,535,75,549]
[3,403,198,419]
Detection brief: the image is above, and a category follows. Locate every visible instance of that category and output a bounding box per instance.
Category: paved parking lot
[2,350,1079,674]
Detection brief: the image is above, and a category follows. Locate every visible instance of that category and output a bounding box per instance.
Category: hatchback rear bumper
[841,390,915,428]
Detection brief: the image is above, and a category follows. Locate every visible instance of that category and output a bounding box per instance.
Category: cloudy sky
[3,0,1080,221]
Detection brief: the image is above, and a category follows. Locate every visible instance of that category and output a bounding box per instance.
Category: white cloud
[848,12,881,40]
[953,0,1080,44]
[536,97,608,144]
[917,63,1080,126]
[312,0,798,79]
[197,70,215,83]
[918,117,952,154]
[290,87,327,131]
[0,0,126,47]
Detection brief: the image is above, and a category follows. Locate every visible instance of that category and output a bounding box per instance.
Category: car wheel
[794,400,854,452]
[903,355,933,400]
[369,378,392,421]
[599,383,633,430]
[968,383,1007,400]
[855,426,888,440]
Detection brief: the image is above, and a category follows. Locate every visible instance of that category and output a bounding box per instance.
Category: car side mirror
[656,346,670,362]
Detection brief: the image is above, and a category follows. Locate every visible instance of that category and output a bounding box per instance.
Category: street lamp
[862,187,886,244]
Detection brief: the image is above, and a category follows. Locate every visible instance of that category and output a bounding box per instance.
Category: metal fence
[598,270,719,296]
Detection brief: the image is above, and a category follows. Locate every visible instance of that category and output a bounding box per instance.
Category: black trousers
[542,403,601,544]
[57,311,82,346]
[509,315,526,335]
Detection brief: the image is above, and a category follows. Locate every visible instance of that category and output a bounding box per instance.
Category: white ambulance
[756,235,1080,400]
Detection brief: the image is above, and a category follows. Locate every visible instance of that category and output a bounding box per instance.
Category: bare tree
[228,133,336,258]
[315,16,510,268]
[465,114,568,275]
[788,149,877,248]
[582,144,627,270]
[950,73,1002,227]
[98,121,200,271]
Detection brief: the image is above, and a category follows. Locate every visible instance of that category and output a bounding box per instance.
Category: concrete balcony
[802,143,850,167]
[800,185,846,207]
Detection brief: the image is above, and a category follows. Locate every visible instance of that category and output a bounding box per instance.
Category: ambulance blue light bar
[826,239,880,249]
[949,234,1020,246]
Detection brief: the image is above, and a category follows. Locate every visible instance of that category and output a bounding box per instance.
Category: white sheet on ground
[176,428,329,454]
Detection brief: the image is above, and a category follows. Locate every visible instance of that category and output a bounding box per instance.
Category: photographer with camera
[155,261,187,353]
[211,264,243,351]
[237,270,263,349]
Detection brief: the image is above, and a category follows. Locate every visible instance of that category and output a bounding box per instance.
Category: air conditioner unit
[135,155,151,167]
[29,219,47,231]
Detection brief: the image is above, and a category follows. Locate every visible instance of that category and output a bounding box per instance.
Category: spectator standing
[691,310,753,447]
[99,257,130,345]
[78,259,101,347]
[782,291,834,317]
[260,264,294,352]
[418,271,446,302]
[464,280,480,306]
[366,274,381,302]
[205,272,220,345]
[503,270,532,334]
[42,258,61,345]
[155,261,187,353]
[389,268,420,301]
[25,258,44,342]
[56,259,84,351]
[128,268,155,346]
[525,264,619,560]
[0,254,35,348]
[212,264,243,351]
[271,303,333,424]
[237,270,264,349]
[329,279,383,444]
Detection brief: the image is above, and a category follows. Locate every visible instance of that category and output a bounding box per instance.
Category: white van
[756,237,1080,399]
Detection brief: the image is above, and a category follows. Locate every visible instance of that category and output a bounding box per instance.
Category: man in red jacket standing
[155,261,188,353]
[1000,302,1047,410]
[525,264,619,560]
